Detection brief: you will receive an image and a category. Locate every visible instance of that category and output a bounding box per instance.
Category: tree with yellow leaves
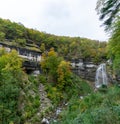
[41,48,62,83]
[57,60,72,89]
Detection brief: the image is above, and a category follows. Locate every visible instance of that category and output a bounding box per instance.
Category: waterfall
[95,63,108,88]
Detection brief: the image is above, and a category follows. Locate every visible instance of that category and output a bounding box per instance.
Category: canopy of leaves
[0,18,107,63]
[107,20,120,75]
[57,60,72,89]
[0,49,24,123]
[96,0,120,78]
[96,0,120,30]
[41,48,63,83]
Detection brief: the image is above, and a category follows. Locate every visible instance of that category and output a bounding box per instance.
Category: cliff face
[71,58,117,87]
[70,58,98,81]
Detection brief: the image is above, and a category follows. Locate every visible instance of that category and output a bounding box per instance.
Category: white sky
[0,0,109,41]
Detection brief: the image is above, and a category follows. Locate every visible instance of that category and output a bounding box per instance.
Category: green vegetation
[0,47,93,123]
[0,49,41,123]
[39,48,120,124]
[107,20,120,77]
[0,18,107,62]
[20,75,41,123]
[96,0,120,30]
[96,0,120,79]
[0,49,23,123]
[55,85,120,124]
[40,48,92,107]
[0,4,119,122]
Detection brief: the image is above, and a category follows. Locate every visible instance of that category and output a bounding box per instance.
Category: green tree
[0,50,22,74]
[0,49,23,124]
[96,0,120,78]
[96,0,120,30]
[41,48,62,83]
[0,32,5,41]
[40,43,45,52]
[108,20,120,75]
[16,38,26,46]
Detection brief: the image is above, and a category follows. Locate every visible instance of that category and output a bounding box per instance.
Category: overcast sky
[0,0,109,41]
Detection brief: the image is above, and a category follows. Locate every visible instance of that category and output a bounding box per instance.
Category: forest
[0,17,107,62]
[0,0,120,123]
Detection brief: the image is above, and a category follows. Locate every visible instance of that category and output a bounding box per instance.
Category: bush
[57,86,120,124]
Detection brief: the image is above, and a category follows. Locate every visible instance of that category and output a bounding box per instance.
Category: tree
[57,60,72,89]
[107,20,120,75]
[96,0,120,30]
[0,32,5,41]
[0,49,23,123]
[41,48,73,89]
[0,50,22,75]
[40,43,45,52]
[40,48,62,82]
[16,38,26,47]
[96,0,120,79]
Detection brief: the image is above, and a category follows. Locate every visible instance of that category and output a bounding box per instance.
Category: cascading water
[95,63,108,88]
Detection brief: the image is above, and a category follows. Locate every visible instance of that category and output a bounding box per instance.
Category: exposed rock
[56,108,62,115]
[80,96,84,99]
[71,58,97,81]
[39,83,52,114]
[41,118,49,124]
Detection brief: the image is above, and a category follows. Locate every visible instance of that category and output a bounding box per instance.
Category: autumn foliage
[41,48,73,89]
